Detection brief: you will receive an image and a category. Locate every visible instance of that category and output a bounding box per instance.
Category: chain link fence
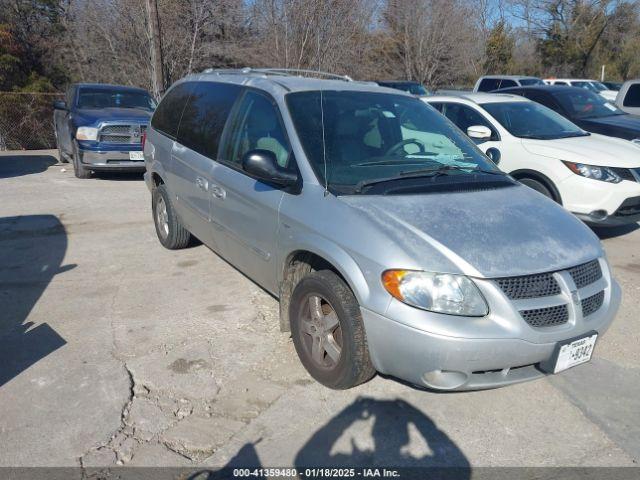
[0,92,63,151]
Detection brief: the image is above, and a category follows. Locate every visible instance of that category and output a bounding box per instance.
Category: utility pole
[146,0,165,99]
[601,64,606,82]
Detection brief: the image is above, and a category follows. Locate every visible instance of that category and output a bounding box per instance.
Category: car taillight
[141,132,146,149]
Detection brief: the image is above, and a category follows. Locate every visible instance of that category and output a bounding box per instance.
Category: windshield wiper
[353,165,503,193]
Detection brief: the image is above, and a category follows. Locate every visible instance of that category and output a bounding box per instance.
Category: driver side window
[226,91,291,169]
[442,103,498,141]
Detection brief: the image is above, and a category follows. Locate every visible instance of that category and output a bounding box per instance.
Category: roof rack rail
[201,67,353,82]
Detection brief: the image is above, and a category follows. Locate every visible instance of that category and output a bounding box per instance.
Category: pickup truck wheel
[152,184,191,249]
[290,270,375,389]
[518,178,553,200]
[72,143,91,179]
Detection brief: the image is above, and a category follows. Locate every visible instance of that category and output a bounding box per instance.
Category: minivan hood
[521,133,640,168]
[340,184,603,278]
[74,107,152,126]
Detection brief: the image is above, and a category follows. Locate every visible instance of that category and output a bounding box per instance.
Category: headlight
[76,127,99,141]
[382,270,488,316]
[563,161,622,183]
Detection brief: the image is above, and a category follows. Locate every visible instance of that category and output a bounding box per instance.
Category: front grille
[582,291,605,317]
[614,196,640,218]
[496,273,560,300]
[520,304,569,328]
[568,260,602,288]
[495,258,606,329]
[98,124,146,144]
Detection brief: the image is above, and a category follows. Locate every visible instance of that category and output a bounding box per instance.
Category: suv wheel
[72,143,91,178]
[519,178,553,200]
[152,184,192,249]
[290,270,375,389]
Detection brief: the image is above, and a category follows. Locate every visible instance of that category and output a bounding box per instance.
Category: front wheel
[72,142,91,178]
[518,177,554,200]
[290,270,375,389]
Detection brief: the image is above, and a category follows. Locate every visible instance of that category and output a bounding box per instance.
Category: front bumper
[77,143,146,172]
[559,175,640,225]
[575,196,640,226]
[362,270,621,391]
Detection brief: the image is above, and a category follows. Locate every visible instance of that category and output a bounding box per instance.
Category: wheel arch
[509,168,563,205]
[278,242,370,333]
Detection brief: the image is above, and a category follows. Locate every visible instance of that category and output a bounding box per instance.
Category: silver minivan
[144,68,621,391]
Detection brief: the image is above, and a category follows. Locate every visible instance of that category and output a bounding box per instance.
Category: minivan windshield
[77,88,156,110]
[481,101,588,139]
[555,89,625,119]
[286,91,501,193]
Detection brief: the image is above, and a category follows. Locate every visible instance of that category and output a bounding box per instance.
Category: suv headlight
[563,161,622,183]
[76,127,99,141]
[382,270,488,316]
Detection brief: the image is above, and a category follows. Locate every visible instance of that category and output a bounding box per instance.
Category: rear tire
[518,177,554,200]
[290,270,375,389]
[152,184,192,249]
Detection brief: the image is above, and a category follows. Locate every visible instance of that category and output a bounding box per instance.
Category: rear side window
[478,78,501,92]
[623,84,640,107]
[177,82,242,159]
[151,82,194,139]
[524,91,560,111]
[500,79,517,88]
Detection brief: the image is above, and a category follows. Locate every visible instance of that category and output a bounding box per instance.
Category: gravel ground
[0,151,638,472]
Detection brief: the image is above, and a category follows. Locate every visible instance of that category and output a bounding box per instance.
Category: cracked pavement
[0,152,639,471]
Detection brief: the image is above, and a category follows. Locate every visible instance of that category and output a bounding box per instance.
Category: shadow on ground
[188,397,470,479]
[0,215,73,386]
[91,171,145,182]
[0,154,58,179]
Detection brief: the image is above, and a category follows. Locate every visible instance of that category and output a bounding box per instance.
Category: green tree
[484,20,514,74]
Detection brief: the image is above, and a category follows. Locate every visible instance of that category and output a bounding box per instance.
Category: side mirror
[53,100,67,110]
[486,147,501,165]
[242,149,298,188]
[467,125,492,141]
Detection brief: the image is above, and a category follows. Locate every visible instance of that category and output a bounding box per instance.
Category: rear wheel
[290,270,375,389]
[152,184,192,249]
[518,177,554,200]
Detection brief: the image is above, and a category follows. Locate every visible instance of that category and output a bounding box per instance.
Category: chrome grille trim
[98,124,147,144]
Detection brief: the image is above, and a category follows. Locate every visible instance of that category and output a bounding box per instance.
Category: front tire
[152,184,192,249]
[519,177,553,200]
[290,270,375,389]
[72,142,91,178]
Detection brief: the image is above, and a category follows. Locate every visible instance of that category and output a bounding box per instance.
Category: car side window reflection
[227,91,292,169]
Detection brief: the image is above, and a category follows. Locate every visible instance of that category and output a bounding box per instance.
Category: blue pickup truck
[53,83,156,178]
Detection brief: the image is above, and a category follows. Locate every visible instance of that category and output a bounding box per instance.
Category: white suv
[427,92,640,226]
[543,78,617,101]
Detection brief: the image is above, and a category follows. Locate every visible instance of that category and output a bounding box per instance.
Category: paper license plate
[129,151,144,161]
[553,332,597,373]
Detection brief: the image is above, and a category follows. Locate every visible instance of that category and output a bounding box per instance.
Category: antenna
[320,89,328,197]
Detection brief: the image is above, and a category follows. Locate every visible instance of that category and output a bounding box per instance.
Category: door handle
[210,184,226,199]
[195,176,208,191]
